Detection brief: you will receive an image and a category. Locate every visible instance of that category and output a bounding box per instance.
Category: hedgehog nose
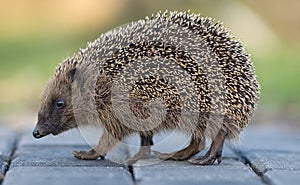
[33,127,42,138]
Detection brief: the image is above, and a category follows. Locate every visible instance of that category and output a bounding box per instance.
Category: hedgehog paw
[72,149,103,160]
[153,149,196,161]
[188,150,223,165]
[126,146,151,165]
[153,144,201,161]
[153,137,203,161]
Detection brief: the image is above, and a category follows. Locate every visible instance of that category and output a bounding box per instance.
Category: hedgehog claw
[188,129,226,165]
[217,151,223,164]
[72,149,103,160]
[188,152,222,165]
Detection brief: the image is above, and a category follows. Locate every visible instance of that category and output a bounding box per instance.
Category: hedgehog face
[33,68,78,139]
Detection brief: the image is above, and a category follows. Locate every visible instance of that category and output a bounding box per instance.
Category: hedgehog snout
[32,124,50,139]
[32,127,42,138]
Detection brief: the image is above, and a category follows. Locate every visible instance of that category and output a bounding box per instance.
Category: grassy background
[0,0,299,128]
[254,47,300,109]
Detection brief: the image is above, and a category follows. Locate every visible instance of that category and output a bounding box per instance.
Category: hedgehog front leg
[153,136,205,161]
[72,129,122,160]
[72,149,102,160]
[126,134,154,165]
[188,129,227,165]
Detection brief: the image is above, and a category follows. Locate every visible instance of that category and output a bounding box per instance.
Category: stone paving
[0,125,299,185]
[0,127,16,182]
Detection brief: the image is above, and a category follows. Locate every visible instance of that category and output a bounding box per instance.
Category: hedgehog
[32,11,259,165]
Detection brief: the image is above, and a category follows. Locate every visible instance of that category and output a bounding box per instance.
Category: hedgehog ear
[67,68,77,82]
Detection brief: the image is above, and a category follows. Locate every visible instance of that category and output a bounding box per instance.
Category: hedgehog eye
[55,99,65,108]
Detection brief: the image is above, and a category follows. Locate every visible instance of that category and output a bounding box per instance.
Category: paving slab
[263,170,300,185]
[244,150,300,174]
[134,158,263,185]
[238,125,300,153]
[10,145,125,168]
[16,129,130,166]
[0,127,17,180]
[2,166,133,185]
[0,127,17,160]
[237,125,300,184]
[3,124,300,185]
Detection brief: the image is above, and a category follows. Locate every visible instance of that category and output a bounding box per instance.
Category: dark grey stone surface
[263,170,300,185]
[134,159,263,185]
[0,159,7,180]
[0,127,17,161]
[3,130,133,185]
[245,150,300,174]
[2,125,300,184]
[238,125,300,153]
[2,166,133,185]
[10,145,124,168]
[237,125,300,183]
[0,127,17,178]
[11,129,129,168]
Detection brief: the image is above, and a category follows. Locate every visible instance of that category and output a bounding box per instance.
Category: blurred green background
[0,0,299,129]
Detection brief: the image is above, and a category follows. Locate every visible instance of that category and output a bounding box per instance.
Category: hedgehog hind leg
[153,136,205,161]
[126,134,153,165]
[188,129,227,165]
